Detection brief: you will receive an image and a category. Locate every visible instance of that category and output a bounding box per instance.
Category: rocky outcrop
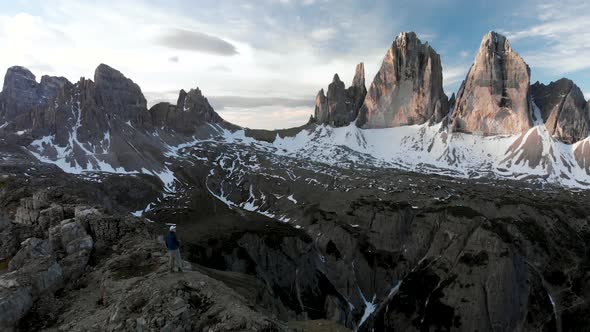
[349,63,367,121]
[1,66,41,113]
[448,93,456,113]
[0,182,288,331]
[313,89,328,123]
[93,64,152,128]
[150,88,224,135]
[452,32,532,135]
[357,32,448,128]
[0,66,72,131]
[314,63,367,127]
[325,74,348,126]
[531,78,590,143]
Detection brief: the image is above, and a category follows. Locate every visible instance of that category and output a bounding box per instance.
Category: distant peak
[4,66,36,82]
[332,73,341,83]
[187,87,203,97]
[94,63,127,82]
[2,66,38,95]
[352,63,365,88]
[397,31,418,40]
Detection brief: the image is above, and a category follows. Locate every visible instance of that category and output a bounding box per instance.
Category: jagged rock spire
[451,31,532,135]
[531,78,590,144]
[313,63,367,127]
[357,32,448,128]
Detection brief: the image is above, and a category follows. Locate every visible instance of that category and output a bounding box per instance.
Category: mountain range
[1,31,590,189]
[1,31,590,331]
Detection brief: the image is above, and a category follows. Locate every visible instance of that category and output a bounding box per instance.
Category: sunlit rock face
[451,31,532,136]
[357,32,448,128]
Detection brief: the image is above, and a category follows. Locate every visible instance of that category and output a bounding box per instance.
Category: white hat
[169,225,176,232]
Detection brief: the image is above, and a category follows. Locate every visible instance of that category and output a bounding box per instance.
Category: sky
[1,0,589,129]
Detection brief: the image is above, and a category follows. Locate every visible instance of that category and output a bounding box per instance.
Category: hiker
[165,225,183,272]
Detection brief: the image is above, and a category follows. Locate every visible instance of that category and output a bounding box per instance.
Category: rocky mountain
[313,63,367,127]
[452,32,532,135]
[357,32,448,128]
[1,30,590,332]
[0,64,234,190]
[0,66,71,132]
[150,87,227,135]
[531,78,590,144]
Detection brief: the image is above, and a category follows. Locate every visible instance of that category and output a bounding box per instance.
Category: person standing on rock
[165,225,183,272]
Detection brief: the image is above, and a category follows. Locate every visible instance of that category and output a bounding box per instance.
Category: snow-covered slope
[176,110,589,190]
[269,120,590,188]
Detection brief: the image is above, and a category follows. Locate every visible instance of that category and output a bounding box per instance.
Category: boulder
[14,192,50,226]
[357,32,448,128]
[0,285,33,331]
[37,204,65,230]
[8,238,52,271]
[452,32,532,135]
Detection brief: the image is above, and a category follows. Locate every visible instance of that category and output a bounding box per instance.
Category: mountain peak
[332,73,341,83]
[480,31,512,54]
[94,63,128,84]
[531,77,589,143]
[357,31,447,128]
[452,32,531,135]
[352,63,365,88]
[2,66,37,94]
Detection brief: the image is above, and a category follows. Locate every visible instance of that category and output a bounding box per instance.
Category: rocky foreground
[1,134,589,331]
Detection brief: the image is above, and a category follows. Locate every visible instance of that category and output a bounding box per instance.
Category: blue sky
[1,0,589,129]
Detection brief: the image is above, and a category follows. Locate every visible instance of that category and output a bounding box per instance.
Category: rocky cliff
[357,32,448,128]
[0,66,71,131]
[452,31,532,135]
[314,63,367,127]
[531,78,590,144]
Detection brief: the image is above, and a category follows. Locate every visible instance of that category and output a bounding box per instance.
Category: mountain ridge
[1,31,590,332]
[1,31,590,190]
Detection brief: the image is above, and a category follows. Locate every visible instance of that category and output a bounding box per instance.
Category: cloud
[443,64,469,92]
[156,29,238,56]
[208,95,312,110]
[168,55,179,63]
[209,64,231,72]
[585,92,590,101]
[502,0,590,73]
[218,105,312,130]
[310,27,338,42]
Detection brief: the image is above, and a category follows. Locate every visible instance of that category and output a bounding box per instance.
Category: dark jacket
[165,232,179,251]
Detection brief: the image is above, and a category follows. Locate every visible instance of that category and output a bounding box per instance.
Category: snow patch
[287,194,298,204]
